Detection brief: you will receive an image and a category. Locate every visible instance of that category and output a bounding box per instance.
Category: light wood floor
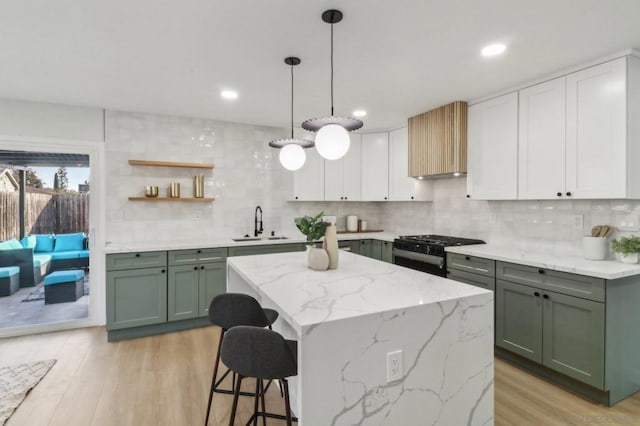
[1,326,639,426]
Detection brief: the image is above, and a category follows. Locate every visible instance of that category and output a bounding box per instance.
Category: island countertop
[227,250,491,334]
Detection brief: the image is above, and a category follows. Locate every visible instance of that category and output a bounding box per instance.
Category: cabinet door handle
[543,294,550,299]
[538,269,545,274]
[197,249,201,254]
[556,192,562,197]
[295,196,299,200]
[135,253,140,258]
[465,256,471,261]
[466,194,470,198]
[566,192,572,197]
[201,266,205,270]
[384,197,388,200]
[410,196,414,200]
[161,269,166,274]
[194,266,198,270]
[534,291,540,297]
[345,196,348,200]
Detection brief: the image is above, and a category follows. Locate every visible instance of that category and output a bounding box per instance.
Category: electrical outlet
[386,350,403,383]
[572,214,583,230]
[618,214,639,231]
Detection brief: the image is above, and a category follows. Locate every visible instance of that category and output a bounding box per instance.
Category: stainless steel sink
[232,237,262,242]
[267,236,289,240]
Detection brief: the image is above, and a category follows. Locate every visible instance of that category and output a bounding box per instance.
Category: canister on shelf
[346,215,358,232]
[193,175,205,198]
[169,182,180,198]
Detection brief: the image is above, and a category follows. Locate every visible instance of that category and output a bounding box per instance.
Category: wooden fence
[0,192,89,240]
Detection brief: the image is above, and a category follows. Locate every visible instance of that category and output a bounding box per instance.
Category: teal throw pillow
[53,233,85,252]
[34,234,55,253]
[21,235,37,249]
[0,238,24,250]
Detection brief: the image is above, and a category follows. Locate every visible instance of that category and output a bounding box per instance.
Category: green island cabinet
[106,251,168,331]
[167,248,227,321]
[494,260,640,406]
[446,253,496,291]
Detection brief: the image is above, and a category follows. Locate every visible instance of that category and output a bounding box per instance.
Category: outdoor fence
[0,192,89,240]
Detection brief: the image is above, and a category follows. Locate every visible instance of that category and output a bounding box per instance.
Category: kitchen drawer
[106,251,167,271]
[496,261,604,302]
[228,243,306,257]
[447,253,495,278]
[168,248,227,266]
[447,268,495,291]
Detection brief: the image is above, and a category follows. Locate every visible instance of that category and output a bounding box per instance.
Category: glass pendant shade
[279,143,306,170]
[315,124,350,160]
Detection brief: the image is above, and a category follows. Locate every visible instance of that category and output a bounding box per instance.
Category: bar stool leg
[282,379,292,426]
[229,374,243,426]
[252,378,260,426]
[260,380,266,426]
[205,328,226,425]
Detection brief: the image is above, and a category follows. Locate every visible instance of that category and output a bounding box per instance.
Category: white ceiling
[1,0,639,132]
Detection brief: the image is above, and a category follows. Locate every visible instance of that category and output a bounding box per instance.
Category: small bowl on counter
[144,186,159,198]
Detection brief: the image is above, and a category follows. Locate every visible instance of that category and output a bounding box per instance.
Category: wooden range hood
[408,101,467,177]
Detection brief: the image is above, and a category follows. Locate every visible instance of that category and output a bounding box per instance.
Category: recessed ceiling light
[481,43,506,57]
[220,90,238,100]
[353,109,367,118]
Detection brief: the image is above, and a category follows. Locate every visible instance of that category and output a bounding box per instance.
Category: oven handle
[392,248,444,267]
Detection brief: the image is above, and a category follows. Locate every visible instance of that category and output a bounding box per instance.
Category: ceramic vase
[305,245,329,271]
[620,253,639,264]
[323,224,339,269]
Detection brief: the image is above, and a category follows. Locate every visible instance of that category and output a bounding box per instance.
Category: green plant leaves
[611,235,640,255]
[295,211,329,242]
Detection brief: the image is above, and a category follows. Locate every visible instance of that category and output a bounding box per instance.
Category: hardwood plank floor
[1,326,639,425]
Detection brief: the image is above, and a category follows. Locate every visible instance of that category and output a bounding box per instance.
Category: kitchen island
[227,250,494,425]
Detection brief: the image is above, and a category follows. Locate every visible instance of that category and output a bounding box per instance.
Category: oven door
[392,248,446,277]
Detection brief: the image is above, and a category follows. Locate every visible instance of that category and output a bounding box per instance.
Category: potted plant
[611,235,640,264]
[295,211,330,270]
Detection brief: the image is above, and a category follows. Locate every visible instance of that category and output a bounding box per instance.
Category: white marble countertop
[103,231,398,254]
[227,250,490,334]
[446,245,640,280]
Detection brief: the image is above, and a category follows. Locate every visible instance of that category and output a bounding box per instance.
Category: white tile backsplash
[104,110,639,255]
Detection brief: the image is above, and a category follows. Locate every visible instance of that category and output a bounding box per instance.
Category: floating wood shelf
[128,160,215,169]
[128,197,215,202]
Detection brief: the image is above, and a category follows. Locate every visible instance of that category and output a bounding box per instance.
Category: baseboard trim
[107,317,211,341]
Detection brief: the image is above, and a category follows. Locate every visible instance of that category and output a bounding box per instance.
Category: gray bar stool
[221,326,298,426]
[205,293,279,425]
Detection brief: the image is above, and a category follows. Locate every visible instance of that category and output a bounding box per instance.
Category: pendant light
[269,57,314,171]
[302,9,363,160]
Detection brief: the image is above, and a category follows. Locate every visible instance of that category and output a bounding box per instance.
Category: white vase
[323,224,339,270]
[620,253,639,264]
[305,245,329,271]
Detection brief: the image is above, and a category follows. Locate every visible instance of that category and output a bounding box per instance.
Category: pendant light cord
[330,22,334,116]
[290,63,294,139]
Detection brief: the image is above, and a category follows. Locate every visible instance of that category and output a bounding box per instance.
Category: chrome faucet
[254,206,263,237]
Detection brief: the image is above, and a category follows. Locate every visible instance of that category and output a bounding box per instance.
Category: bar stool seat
[205,293,279,425]
[221,326,298,426]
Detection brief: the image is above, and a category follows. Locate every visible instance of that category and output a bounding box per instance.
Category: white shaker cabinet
[292,128,324,201]
[361,132,389,201]
[467,92,519,200]
[518,77,567,199]
[565,57,628,199]
[324,134,362,201]
[388,127,432,201]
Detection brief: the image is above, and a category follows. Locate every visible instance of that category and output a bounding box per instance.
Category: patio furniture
[44,269,85,304]
[0,266,20,297]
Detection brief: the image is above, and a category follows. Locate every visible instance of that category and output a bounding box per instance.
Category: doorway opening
[0,149,92,330]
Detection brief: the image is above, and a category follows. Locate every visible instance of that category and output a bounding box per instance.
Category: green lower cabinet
[106,267,168,330]
[168,265,200,321]
[496,279,543,363]
[349,240,361,254]
[199,262,226,317]
[357,240,371,257]
[542,290,604,389]
[447,268,495,291]
[168,262,227,321]
[381,241,393,263]
[370,240,382,260]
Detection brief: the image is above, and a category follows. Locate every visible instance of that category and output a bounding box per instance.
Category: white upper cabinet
[467,92,519,200]
[389,127,432,201]
[565,57,627,199]
[324,134,361,201]
[292,128,324,201]
[361,132,389,201]
[518,77,567,199]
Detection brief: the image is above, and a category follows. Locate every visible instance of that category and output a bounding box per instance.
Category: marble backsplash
[105,109,638,257]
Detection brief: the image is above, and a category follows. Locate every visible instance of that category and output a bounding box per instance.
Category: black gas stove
[392,234,485,276]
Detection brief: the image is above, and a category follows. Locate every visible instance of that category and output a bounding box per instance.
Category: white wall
[0,98,104,141]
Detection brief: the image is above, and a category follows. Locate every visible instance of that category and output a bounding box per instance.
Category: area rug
[22,279,90,303]
[0,359,56,425]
